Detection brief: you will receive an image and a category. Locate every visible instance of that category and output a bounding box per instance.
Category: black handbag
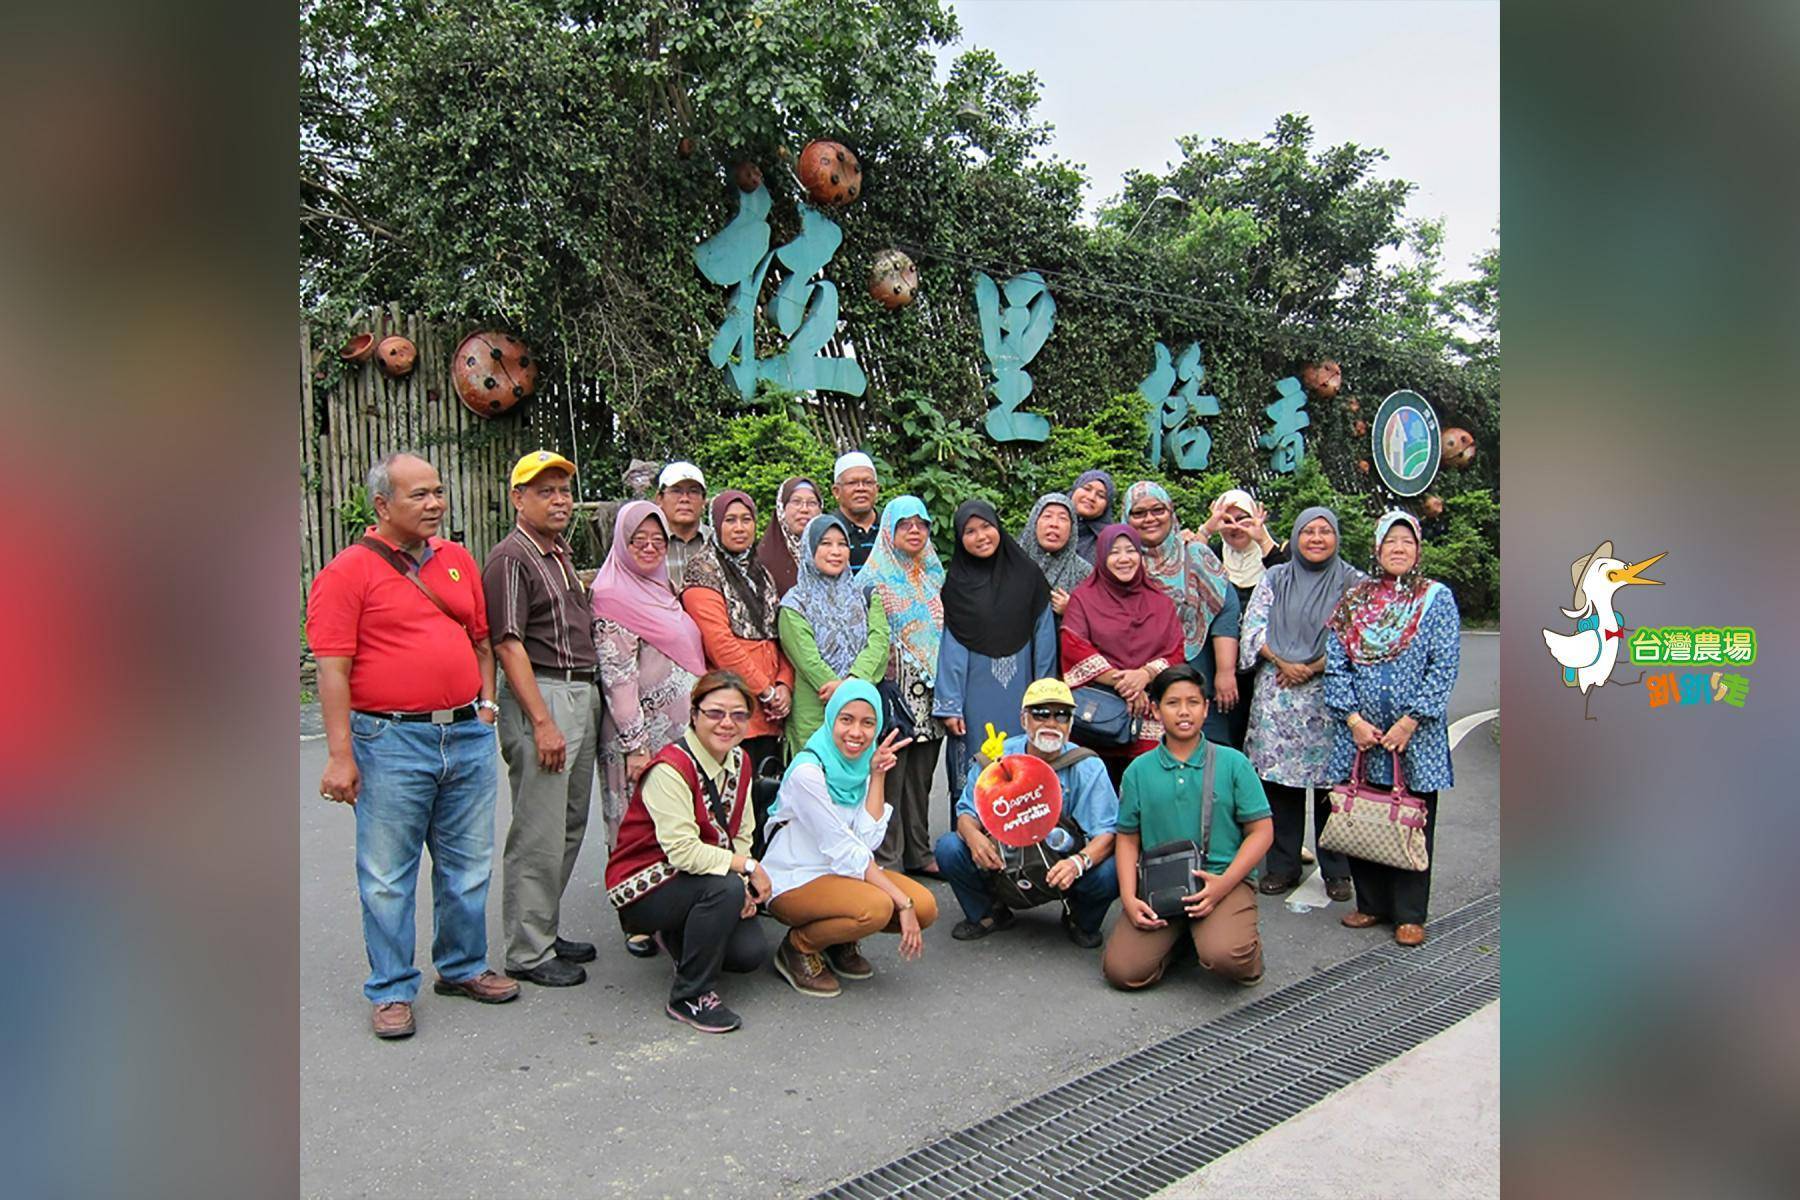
[991,816,1088,910]
[875,678,917,740]
[1136,743,1218,921]
[1071,684,1136,749]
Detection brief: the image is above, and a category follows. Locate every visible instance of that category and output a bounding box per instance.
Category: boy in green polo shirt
[1104,665,1274,989]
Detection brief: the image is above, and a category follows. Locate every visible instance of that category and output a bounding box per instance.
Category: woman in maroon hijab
[1061,524,1187,786]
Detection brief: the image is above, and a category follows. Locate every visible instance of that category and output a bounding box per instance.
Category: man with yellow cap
[482,450,602,988]
[932,677,1121,948]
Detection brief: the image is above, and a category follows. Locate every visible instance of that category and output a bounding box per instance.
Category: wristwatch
[741,857,759,877]
[475,699,501,716]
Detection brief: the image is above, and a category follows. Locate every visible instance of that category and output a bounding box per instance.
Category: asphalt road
[300,634,1497,1199]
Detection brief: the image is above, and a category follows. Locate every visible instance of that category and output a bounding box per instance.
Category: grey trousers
[498,676,600,970]
[877,738,943,872]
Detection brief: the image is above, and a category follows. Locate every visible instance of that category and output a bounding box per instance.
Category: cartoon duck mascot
[1541,541,1664,720]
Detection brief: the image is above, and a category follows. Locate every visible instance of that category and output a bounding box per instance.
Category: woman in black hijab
[932,500,1057,801]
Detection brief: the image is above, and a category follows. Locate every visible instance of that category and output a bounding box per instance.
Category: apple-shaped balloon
[973,733,1063,847]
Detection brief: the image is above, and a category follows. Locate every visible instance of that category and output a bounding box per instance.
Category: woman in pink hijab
[592,501,708,852]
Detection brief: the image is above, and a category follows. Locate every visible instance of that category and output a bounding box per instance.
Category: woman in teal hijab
[760,681,940,996]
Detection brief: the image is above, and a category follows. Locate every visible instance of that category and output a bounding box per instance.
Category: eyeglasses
[1128,505,1171,519]
[1025,707,1074,722]
[628,535,668,550]
[894,517,929,534]
[697,707,751,724]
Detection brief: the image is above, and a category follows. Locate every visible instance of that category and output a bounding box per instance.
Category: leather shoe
[432,969,520,1004]
[1325,878,1355,903]
[505,957,587,987]
[371,1000,415,1039]
[825,941,875,980]
[1394,923,1427,947]
[1341,910,1384,929]
[1258,875,1297,895]
[554,937,597,963]
[1061,910,1103,949]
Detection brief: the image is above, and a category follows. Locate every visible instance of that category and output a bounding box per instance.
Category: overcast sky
[943,0,1499,280]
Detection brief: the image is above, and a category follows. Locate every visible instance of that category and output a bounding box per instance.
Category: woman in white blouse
[762,680,939,997]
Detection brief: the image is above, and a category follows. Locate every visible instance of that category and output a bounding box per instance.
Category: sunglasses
[696,706,751,724]
[1025,707,1074,722]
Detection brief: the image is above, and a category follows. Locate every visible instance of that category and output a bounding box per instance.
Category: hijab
[1214,487,1268,590]
[779,513,869,674]
[1264,506,1363,663]
[777,679,885,810]
[1064,524,1186,669]
[754,476,821,595]
[941,499,1052,659]
[682,490,781,640]
[1018,493,1093,594]
[1122,480,1231,660]
[1071,469,1116,559]
[858,495,945,685]
[1330,510,1447,665]
[589,501,707,674]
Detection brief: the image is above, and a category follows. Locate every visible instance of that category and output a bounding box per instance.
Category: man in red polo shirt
[308,451,519,1039]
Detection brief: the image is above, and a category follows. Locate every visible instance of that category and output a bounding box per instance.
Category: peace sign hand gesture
[871,729,913,774]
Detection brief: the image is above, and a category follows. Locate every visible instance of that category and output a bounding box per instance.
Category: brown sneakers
[372,1001,415,1039]
[825,941,874,980]
[433,969,522,1003]
[774,932,841,997]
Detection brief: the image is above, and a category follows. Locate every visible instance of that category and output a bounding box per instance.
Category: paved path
[300,635,1497,1198]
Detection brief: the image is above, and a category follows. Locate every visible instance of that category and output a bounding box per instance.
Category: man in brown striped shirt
[484,451,601,988]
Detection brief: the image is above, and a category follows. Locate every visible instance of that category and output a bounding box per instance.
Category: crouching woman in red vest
[605,671,774,1033]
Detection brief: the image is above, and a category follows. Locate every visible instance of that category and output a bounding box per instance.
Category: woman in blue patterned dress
[1324,511,1461,947]
[1238,507,1363,900]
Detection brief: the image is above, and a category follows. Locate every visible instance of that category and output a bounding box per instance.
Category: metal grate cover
[816,892,1499,1200]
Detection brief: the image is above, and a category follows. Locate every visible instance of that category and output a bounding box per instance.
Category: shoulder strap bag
[357,536,476,645]
[1136,743,1217,921]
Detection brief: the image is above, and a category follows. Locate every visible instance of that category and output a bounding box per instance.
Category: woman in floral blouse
[1238,507,1363,901]
[1325,510,1460,948]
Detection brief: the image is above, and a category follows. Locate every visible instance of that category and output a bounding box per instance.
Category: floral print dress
[1324,590,1461,791]
[595,616,698,844]
[1238,576,1341,787]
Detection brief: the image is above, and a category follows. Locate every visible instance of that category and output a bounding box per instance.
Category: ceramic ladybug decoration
[1345,396,1361,414]
[1441,427,1477,469]
[452,330,539,419]
[1356,459,1371,475]
[376,336,416,378]
[339,332,375,363]
[868,249,918,310]
[796,140,861,206]
[1353,418,1368,438]
[1422,494,1446,518]
[733,160,763,192]
[1300,359,1342,401]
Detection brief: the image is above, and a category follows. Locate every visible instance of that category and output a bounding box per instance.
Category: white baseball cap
[657,461,706,489]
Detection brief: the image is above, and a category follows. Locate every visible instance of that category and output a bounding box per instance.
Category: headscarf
[1018,493,1093,594]
[1264,506,1363,663]
[754,477,822,595]
[682,490,781,640]
[589,501,706,674]
[777,679,884,810]
[1064,524,1186,668]
[1071,469,1116,559]
[1123,481,1231,659]
[941,500,1052,659]
[1214,487,1268,590]
[1330,511,1447,665]
[779,513,869,674]
[858,495,945,685]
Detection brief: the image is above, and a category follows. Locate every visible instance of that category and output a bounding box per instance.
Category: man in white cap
[830,450,880,572]
[656,460,709,593]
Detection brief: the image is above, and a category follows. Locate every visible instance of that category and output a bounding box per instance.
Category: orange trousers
[768,871,939,955]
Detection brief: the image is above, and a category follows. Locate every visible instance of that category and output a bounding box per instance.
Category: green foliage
[1420,489,1501,620]
[1257,459,1379,566]
[686,389,839,517]
[337,485,376,539]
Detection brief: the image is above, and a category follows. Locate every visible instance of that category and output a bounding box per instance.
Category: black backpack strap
[1198,741,1216,862]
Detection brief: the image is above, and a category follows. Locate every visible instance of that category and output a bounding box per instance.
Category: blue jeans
[933,831,1120,934]
[351,712,499,1003]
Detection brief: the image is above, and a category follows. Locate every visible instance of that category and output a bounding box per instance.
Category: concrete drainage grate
[815,892,1500,1200]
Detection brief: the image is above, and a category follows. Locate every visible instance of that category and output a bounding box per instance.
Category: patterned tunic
[1324,589,1461,791]
[1237,576,1337,787]
[595,616,698,843]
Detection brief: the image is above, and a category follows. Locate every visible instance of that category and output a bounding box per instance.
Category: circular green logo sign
[1371,390,1441,497]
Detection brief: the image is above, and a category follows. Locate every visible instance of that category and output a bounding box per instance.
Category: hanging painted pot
[1300,360,1342,401]
[796,140,861,206]
[1422,494,1446,518]
[1344,396,1361,414]
[868,249,918,310]
[733,160,763,192]
[1352,419,1368,438]
[452,330,539,419]
[339,332,376,363]
[677,136,695,159]
[1441,427,1477,468]
[1356,459,1371,475]
[376,336,416,378]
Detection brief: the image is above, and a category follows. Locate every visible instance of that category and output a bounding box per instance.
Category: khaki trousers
[498,676,599,970]
[1101,879,1263,987]
[768,871,939,955]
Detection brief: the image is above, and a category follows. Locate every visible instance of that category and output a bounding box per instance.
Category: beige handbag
[1319,750,1430,871]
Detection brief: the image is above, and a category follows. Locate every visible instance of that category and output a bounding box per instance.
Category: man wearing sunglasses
[933,678,1120,948]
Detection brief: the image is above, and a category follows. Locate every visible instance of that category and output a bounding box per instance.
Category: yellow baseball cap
[1021,678,1075,709]
[510,450,577,488]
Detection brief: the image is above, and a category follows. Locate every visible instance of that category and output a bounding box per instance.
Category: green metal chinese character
[1139,341,1220,471]
[974,270,1055,443]
[1259,376,1310,473]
